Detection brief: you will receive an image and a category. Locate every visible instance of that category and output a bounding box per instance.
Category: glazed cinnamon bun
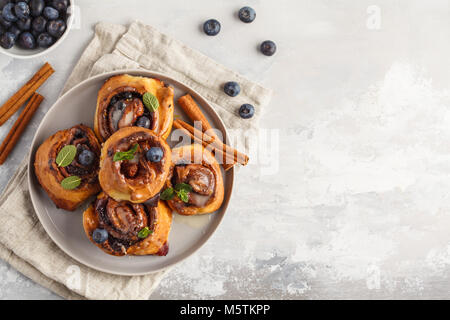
[94,74,174,142]
[83,192,172,256]
[99,127,172,203]
[34,124,101,211]
[163,144,224,215]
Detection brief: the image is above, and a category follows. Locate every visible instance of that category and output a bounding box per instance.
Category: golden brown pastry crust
[34,124,101,211]
[94,74,173,142]
[83,192,172,256]
[165,144,224,215]
[99,127,172,203]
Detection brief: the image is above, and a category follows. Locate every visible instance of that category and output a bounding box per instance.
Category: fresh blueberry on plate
[17,31,35,48]
[2,3,17,22]
[31,15,45,32]
[239,104,255,119]
[146,147,163,162]
[92,228,108,244]
[203,19,220,36]
[14,2,30,20]
[0,31,15,48]
[260,40,276,56]
[224,81,240,97]
[43,6,58,20]
[238,6,256,23]
[16,16,31,30]
[30,0,44,17]
[136,116,151,129]
[46,18,65,38]
[78,149,94,166]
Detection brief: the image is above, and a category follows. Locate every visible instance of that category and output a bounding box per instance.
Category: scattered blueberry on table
[239,104,255,119]
[146,147,163,162]
[238,6,256,23]
[224,81,241,97]
[203,19,221,36]
[0,0,69,50]
[92,228,108,244]
[260,40,276,56]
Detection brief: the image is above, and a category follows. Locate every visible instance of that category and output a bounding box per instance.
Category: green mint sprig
[113,144,139,162]
[160,183,193,203]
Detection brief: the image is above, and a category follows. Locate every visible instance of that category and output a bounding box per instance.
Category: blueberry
[17,31,35,48]
[78,149,94,166]
[16,16,31,30]
[2,3,17,22]
[146,147,163,162]
[31,15,45,32]
[14,2,30,20]
[0,24,4,34]
[238,6,256,23]
[37,31,52,47]
[0,0,12,11]
[0,14,12,27]
[43,6,58,20]
[8,25,21,39]
[92,228,108,244]
[50,0,67,11]
[223,81,240,97]
[46,18,64,37]
[136,116,151,129]
[260,40,276,56]
[239,104,255,119]
[29,0,43,16]
[0,31,14,48]
[203,19,220,36]
[124,92,133,100]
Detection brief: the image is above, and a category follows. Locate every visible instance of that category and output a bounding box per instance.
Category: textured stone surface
[1,0,450,299]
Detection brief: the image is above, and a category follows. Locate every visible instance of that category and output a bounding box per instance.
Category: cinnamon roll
[83,192,172,256]
[94,74,174,142]
[99,127,172,203]
[163,144,224,215]
[34,124,101,211]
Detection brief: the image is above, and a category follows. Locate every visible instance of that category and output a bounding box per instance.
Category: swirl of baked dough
[83,192,172,256]
[94,74,174,142]
[34,124,101,211]
[99,127,172,203]
[165,144,224,215]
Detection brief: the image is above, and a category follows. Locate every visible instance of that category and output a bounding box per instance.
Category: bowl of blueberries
[0,0,73,59]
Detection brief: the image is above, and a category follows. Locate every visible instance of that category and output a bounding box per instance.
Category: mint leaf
[56,145,77,167]
[174,183,192,193]
[160,187,175,200]
[143,92,159,112]
[113,144,139,161]
[138,227,153,239]
[61,175,81,190]
[177,189,189,203]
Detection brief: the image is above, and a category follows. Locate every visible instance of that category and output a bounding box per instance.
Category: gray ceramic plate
[28,70,233,276]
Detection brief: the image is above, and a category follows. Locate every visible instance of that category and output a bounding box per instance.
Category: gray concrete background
[1,0,450,299]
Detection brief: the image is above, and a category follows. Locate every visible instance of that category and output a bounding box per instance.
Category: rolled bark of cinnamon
[176,94,249,170]
[173,119,249,170]
[0,93,44,165]
[0,63,53,126]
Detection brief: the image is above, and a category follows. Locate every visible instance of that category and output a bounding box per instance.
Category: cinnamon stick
[0,63,53,126]
[178,94,219,139]
[172,121,235,171]
[0,93,44,165]
[173,119,249,170]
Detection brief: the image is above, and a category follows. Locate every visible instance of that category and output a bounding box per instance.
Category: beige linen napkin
[0,21,272,300]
